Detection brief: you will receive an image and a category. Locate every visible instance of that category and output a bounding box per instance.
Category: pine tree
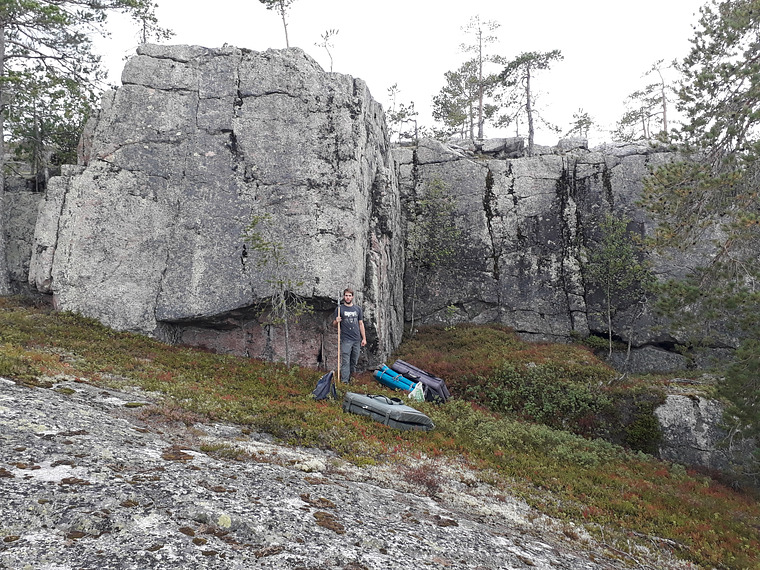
[386,84,419,143]
[243,214,312,367]
[642,0,760,484]
[432,60,480,139]
[432,16,502,141]
[459,15,501,140]
[498,50,563,155]
[583,213,654,361]
[614,59,676,142]
[259,0,297,48]
[0,0,169,293]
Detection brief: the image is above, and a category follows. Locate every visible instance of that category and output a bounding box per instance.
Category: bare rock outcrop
[655,385,755,476]
[3,186,41,294]
[28,45,402,368]
[0,377,694,569]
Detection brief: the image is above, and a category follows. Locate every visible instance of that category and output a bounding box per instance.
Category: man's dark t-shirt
[334,305,363,342]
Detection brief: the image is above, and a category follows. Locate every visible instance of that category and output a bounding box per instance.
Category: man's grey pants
[340,339,361,384]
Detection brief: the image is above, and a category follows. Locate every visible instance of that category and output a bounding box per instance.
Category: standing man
[333,288,367,384]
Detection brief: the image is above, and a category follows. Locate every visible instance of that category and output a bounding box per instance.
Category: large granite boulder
[29,45,403,368]
[655,389,755,478]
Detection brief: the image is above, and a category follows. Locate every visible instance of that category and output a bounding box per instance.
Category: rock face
[655,388,755,476]
[393,139,654,340]
[656,394,729,471]
[19,44,725,373]
[2,184,42,294]
[0,377,693,569]
[28,44,403,368]
[394,139,723,372]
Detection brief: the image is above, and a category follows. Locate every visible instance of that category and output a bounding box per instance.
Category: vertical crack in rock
[155,197,182,324]
[602,161,614,208]
[576,167,591,323]
[234,66,243,111]
[483,167,500,281]
[240,243,248,269]
[47,171,77,288]
[506,161,518,208]
[556,157,582,333]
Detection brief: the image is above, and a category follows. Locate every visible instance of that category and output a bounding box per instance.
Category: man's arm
[359,320,367,346]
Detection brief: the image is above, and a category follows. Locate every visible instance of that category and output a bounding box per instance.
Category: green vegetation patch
[0,297,757,568]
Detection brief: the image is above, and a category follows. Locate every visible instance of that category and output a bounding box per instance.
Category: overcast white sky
[97,0,707,146]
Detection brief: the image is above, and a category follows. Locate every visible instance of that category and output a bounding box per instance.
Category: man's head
[343,288,354,304]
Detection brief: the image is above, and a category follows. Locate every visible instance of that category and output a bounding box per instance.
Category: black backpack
[312,371,337,400]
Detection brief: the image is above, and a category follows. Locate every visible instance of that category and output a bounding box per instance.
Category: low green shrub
[467,362,613,437]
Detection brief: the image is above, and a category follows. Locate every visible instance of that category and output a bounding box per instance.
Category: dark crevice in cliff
[556,157,584,334]
[602,162,614,208]
[226,130,247,189]
[240,243,248,270]
[506,162,518,208]
[483,167,500,281]
[505,162,526,249]
[234,79,244,109]
[255,90,301,100]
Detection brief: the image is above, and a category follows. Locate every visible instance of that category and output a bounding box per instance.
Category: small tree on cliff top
[316,28,339,72]
[387,83,419,143]
[614,59,676,142]
[259,0,297,48]
[244,213,312,367]
[498,50,563,155]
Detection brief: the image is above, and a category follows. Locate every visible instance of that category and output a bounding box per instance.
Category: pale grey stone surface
[27,45,402,368]
[655,393,732,472]
[3,190,41,292]
[0,377,695,569]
